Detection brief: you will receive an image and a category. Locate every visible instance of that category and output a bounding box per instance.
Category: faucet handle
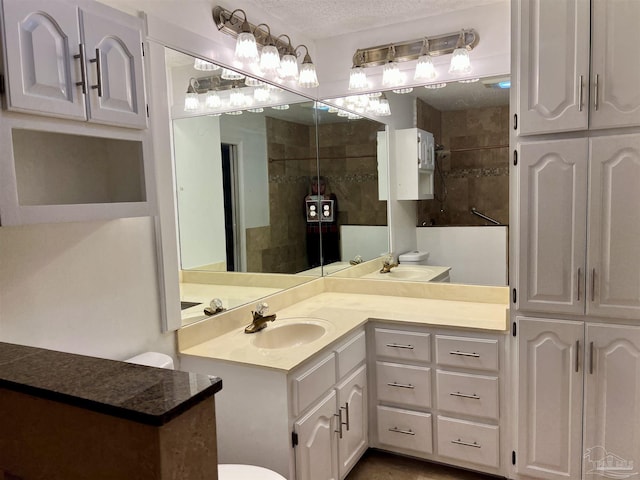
[255,302,269,315]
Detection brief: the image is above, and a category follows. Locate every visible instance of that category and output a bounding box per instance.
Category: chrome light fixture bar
[352,29,479,68]
[213,6,319,88]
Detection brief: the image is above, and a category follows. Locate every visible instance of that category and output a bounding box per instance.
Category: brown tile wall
[416,99,509,226]
[245,117,388,273]
[317,120,388,226]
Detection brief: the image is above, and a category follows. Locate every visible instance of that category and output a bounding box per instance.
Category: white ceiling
[237,0,505,40]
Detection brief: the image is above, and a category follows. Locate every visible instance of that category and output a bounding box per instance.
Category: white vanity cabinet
[515,134,640,320]
[180,328,367,480]
[395,128,434,200]
[0,0,147,129]
[368,323,506,477]
[515,0,640,135]
[514,317,640,480]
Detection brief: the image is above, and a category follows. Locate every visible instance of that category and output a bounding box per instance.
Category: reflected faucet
[380,255,398,273]
[349,255,363,266]
[245,302,277,333]
[204,298,225,316]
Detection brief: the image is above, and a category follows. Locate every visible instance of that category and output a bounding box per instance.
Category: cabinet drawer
[292,353,336,416]
[436,416,499,468]
[436,370,499,420]
[375,328,431,362]
[377,405,432,455]
[435,335,498,371]
[376,361,431,408]
[336,330,366,378]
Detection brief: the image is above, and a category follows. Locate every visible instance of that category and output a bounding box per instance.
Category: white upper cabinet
[589,0,640,129]
[587,135,640,319]
[516,134,640,320]
[516,0,640,135]
[517,138,588,315]
[516,0,590,135]
[1,0,147,129]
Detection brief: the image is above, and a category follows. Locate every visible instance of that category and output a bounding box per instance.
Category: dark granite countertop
[0,342,222,426]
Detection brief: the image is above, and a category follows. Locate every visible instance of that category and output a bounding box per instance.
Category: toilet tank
[399,250,430,265]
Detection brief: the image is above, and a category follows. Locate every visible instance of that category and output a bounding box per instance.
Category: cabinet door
[516,317,584,480]
[295,390,339,480]
[516,0,590,135]
[1,0,86,120]
[590,0,640,129]
[336,365,367,479]
[517,139,588,315]
[81,10,147,129]
[587,135,640,320]
[584,324,640,480]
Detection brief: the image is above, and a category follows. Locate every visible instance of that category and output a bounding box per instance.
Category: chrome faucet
[244,302,277,333]
[380,255,398,273]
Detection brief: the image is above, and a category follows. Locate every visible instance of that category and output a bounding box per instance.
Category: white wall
[173,116,227,269]
[416,226,508,286]
[0,218,174,359]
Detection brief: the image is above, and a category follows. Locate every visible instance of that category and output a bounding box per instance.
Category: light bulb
[298,63,319,88]
[348,66,368,90]
[279,54,299,80]
[414,55,436,81]
[205,91,221,109]
[235,31,258,63]
[184,92,199,112]
[449,47,472,74]
[382,61,402,88]
[260,45,281,74]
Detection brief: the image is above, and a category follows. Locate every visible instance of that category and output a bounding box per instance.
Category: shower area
[415,98,509,227]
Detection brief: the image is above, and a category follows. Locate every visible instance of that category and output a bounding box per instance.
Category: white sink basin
[251,319,329,349]
[361,265,451,282]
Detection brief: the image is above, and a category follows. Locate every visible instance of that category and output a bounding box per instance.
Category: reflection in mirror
[164,48,390,325]
[323,75,510,287]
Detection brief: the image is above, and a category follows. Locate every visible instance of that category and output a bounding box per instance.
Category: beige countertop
[180,282,509,372]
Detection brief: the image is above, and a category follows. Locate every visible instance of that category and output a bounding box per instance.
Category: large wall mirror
[322,75,510,286]
[164,48,389,325]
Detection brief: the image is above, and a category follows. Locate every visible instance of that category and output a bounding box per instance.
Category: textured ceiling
[237,0,505,39]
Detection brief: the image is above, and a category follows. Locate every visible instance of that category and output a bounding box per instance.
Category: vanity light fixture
[297,45,319,88]
[414,39,437,81]
[213,6,319,87]
[205,90,222,109]
[351,29,478,89]
[448,30,473,74]
[230,9,259,63]
[381,45,402,88]
[184,78,200,112]
[255,24,281,74]
[376,93,392,116]
[194,58,220,71]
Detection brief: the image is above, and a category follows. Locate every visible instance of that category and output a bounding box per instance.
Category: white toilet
[125,352,286,480]
[398,250,430,265]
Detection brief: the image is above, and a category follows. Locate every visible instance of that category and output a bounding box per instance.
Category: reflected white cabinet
[395,128,434,200]
[516,317,640,480]
[516,134,640,320]
[516,0,640,135]
[1,0,147,129]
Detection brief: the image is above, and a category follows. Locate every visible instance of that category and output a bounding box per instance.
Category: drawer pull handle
[389,427,415,436]
[450,392,481,400]
[449,350,480,358]
[386,343,414,350]
[387,382,415,389]
[452,439,481,448]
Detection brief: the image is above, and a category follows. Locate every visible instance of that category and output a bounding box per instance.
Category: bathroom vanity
[178,277,509,480]
[0,342,222,480]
